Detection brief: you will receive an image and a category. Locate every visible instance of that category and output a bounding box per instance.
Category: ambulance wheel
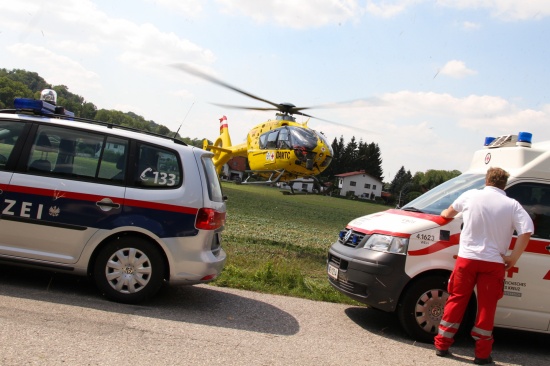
[397,275,450,343]
[93,237,165,304]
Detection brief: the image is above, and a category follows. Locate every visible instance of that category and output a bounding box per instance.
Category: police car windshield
[402,173,486,215]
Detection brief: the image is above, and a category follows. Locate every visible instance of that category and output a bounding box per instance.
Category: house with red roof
[335,170,382,199]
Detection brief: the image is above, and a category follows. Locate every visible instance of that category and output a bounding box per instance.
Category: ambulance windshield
[402,173,486,215]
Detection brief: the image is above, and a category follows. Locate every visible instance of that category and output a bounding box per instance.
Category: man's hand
[502,232,531,270]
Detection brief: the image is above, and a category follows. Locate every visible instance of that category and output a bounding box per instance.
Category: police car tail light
[195,208,226,230]
[363,234,409,254]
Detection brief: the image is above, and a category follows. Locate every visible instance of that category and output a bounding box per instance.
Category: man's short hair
[486,167,509,189]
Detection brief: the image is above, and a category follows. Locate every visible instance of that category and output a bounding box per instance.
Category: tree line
[0,68,460,206]
[0,68,204,147]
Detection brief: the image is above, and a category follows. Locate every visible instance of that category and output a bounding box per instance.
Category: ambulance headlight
[363,234,409,254]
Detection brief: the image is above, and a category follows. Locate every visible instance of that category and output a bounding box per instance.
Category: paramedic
[434,167,533,365]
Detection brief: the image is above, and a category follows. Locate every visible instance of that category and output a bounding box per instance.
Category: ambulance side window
[135,144,181,188]
[0,121,26,169]
[506,183,550,239]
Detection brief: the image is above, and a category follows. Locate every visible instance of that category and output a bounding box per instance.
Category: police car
[0,89,226,303]
[328,132,550,342]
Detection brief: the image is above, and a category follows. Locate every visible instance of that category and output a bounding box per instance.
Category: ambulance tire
[397,275,477,343]
[93,237,165,304]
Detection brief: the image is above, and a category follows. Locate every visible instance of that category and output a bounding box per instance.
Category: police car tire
[93,237,165,304]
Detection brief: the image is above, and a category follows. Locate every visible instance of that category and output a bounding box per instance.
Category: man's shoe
[435,349,450,357]
[473,356,493,365]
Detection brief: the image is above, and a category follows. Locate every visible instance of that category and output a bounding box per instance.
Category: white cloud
[365,0,423,18]
[439,60,477,79]
[311,90,550,175]
[216,0,360,28]
[144,0,203,17]
[462,21,481,30]
[0,0,216,98]
[7,43,101,92]
[437,0,550,21]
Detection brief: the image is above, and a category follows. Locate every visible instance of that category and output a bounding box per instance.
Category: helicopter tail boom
[203,116,247,173]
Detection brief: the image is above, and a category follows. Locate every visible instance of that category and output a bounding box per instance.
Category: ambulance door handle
[96,198,121,211]
[545,245,550,252]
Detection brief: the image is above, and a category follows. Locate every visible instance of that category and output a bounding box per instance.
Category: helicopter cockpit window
[289,127,317,150]
[277,128,291,149]
[265,130,279,149]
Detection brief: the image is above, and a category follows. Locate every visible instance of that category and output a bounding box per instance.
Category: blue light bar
[14,98,56,115]
[13,97,74,117]
[484,136,496,146]
[517,131,532,144]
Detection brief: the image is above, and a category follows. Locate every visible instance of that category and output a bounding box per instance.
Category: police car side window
[28,126,130,185]
[97,136,128,182]
[0,121,26,169]
[507,183,550,239]
[135,144,180,188]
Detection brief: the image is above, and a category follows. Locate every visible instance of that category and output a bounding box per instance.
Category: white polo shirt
[452,186,534,263]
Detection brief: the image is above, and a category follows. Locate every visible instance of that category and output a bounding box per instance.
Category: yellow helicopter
[173,64,336,186]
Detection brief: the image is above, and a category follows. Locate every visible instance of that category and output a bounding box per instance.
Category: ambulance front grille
[339,230,369,248]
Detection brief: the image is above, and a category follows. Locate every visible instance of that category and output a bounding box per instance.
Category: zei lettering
[2,199,44,220]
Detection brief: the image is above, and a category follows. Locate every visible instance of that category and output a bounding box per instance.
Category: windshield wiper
[401,206,423,213]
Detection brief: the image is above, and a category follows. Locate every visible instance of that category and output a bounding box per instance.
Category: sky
[1,0,550,181]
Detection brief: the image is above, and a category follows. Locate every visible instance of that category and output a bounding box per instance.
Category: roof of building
[335,170,381,182]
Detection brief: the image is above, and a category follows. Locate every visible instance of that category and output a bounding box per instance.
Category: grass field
[211,182,388,304]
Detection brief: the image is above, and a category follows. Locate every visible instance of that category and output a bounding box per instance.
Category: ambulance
[0,90,227,304]
[328,132,550,342]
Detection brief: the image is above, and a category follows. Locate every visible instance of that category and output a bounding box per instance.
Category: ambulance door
[0,124,128,265]
[495,182,550,331]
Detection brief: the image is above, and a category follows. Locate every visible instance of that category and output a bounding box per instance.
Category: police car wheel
[93,237,165,304]
[397,276,449,343]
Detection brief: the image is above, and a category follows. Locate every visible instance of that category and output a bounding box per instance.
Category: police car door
[0,124,127,265]
[0,120,29,213]
[496,182,550,331]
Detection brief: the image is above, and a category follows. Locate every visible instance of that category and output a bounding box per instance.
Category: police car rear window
[134,144,181,188]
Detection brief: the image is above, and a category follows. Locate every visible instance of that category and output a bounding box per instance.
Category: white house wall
[338,174,382,198]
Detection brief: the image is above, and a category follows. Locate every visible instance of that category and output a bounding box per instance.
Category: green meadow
[212,182,388,304]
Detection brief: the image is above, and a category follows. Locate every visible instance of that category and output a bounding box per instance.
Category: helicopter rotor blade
[294,111,377,135]
[172,63,282,110]
[211,103,279,112]
[172,62,378,134]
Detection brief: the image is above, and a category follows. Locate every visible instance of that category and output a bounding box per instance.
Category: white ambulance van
[328,132,550,342]
[0,90,227,304]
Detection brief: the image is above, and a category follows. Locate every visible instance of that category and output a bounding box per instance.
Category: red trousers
[434,257,505,359]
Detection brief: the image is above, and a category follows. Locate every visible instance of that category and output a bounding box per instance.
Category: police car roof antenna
[174,101,194,139]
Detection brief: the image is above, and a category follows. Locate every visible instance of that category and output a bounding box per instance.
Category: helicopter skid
[242,169,287,185]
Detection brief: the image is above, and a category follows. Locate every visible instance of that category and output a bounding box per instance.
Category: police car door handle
[96,198,121,211]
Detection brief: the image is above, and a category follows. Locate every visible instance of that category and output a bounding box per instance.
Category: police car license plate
[327,263,338,280]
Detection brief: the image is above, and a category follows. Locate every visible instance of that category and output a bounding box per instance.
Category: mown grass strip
[211,182,388,304]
